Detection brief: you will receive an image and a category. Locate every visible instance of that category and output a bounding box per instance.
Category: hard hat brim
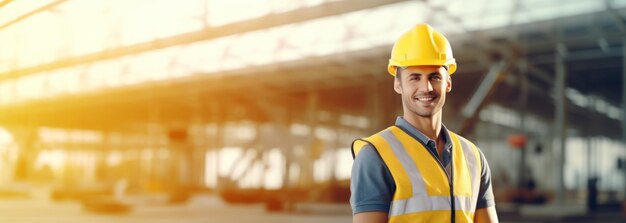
[388,59,457,76]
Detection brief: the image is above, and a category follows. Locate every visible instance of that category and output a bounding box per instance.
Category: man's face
[394,65,452,118]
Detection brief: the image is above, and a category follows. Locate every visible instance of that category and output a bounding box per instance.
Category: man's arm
[475,149,498,223]
[353,211,388,223]
[350,145,394,223]
[475,207,498,223]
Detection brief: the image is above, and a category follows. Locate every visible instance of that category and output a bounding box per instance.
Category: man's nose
[418,79,434,92]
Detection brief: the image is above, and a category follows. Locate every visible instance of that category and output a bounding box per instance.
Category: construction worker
[350,24,498,223]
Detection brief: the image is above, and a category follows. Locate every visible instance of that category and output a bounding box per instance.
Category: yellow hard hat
[388,24,457,76]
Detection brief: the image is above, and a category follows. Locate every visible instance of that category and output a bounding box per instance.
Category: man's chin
[416,113,433,118]
[411,110,434,118]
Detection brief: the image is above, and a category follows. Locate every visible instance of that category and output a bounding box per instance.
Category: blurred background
[0,0,625,222]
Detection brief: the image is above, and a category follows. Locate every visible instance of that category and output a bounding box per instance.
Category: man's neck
[403,113,442,141]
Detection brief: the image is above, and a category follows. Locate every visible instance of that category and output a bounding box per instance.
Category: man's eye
[430,76,442,81]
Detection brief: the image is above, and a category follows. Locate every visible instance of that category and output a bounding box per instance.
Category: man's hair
[395,66,407,79]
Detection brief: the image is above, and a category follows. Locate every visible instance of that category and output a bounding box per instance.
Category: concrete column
[554,44,568,205]
[215,121,224,190]
[188,107,207,189]
[303,92,318,186]
[275,106,292,189]
[147,108,160,186]
[368,81,383,132]
[586,133,597,211]
[586,136,592,180]
[370,79,397,131]
[518,61,529,188]
[9,126,38,181]
[622,38,626,197]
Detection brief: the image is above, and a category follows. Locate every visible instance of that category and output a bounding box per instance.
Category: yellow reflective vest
[352,126,482,223]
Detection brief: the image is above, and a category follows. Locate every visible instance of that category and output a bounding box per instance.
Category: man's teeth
[416,97,434,101]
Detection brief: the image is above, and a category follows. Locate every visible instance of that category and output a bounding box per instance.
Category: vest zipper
[395,126,455,223]
[421,142,455,223]
[450,153,455,223]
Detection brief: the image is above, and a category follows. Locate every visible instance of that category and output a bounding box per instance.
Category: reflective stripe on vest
[352,126,482,223]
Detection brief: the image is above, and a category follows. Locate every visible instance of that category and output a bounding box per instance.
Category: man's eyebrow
[407,71,441,76]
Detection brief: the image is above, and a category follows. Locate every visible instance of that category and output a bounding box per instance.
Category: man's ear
[394,77,402,94]
[446,75,452,93]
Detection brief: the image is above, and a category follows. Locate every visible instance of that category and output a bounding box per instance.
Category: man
[350,24,498,223]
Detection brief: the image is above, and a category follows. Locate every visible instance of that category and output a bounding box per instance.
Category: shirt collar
[394,116,453,150]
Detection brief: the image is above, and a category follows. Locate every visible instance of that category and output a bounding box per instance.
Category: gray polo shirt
[350,117,495,214]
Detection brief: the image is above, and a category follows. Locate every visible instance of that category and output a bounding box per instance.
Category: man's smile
[414,95,437,104]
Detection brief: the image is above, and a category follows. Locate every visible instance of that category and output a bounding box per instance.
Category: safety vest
[352,126,482,223]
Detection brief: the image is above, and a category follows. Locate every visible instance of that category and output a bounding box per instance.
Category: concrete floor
[1,196,624,223]
[0,196,352,223]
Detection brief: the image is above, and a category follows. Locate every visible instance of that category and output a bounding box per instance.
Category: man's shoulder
[352,143,393,180]
[354,143,380,161]
[352,126,397,154]
[350,142,394,214]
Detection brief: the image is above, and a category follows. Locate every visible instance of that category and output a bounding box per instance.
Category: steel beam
[0,0,67,30]
[606,0,626,32]
[459,60,508,135]
[622,37,626,196]
[529,46,623,65]
[461,61,506,119]
[0,0,13,8]
[0,0,407,82]
[305,92,319,187]
[554,43,567,205]
[518,60,529,188]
